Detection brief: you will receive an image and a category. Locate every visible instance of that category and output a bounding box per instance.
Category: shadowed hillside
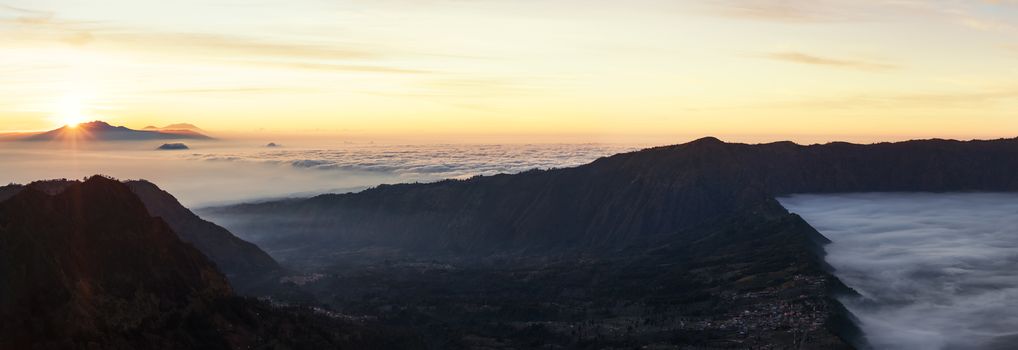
[126,180,283,292]
[0,176,231,348]
[205,137,1018,261]
[621,137,1018,194]
[0,176,421,349]
[0,179,282,294]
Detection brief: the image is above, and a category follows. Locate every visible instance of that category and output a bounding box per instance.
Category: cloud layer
[759,51,898,71]
[781,193,1018,350]
[1,142,636,207]
[188,143,637,181]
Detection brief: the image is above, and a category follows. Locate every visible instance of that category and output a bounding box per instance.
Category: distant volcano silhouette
[18,121,213,141]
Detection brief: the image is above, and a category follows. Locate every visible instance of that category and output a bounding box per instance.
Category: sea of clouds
[1,143,637,207]
[187,143,637,180]
[781,193,1018,350]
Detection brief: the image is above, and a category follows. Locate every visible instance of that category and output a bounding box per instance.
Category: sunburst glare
[49,94,91,129]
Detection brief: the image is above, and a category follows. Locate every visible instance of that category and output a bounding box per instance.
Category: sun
[49,93,93,129]
[62,115,85,128]
[48,113,86,129]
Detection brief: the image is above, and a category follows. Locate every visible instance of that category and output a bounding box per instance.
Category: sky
[2,0,1018,143]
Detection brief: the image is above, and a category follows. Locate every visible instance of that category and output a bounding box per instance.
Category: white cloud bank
[781,193,1018,350]
[188,143,637,180]
[1,142,635,207]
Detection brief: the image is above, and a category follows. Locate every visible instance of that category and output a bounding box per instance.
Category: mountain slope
[615,137,1018,194]
[0,176,231,347]
[0,184,20,202]
[204,140,762,257]
[206,137,1018,260]
[0,176,421,349]
[17,121,212,141]
[0,180,282,294]
[126,180,282,292]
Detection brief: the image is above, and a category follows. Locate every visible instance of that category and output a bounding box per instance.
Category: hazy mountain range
[8,121,212,142]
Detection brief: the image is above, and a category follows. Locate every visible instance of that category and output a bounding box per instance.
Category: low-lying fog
[0,140,636,206]
[781,193,1018,350]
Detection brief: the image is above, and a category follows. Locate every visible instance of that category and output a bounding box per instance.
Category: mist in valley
[781,193,1018,350]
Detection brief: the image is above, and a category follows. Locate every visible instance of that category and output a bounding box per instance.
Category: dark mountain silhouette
[0,179,282,294]
[627,137,1018,194]
[0,184,19,202]
[0,176,421,349]
[125,180,283,292]
[0,176,228,347]
[16,121,212,141]
[0,180,283,295]
[157,143,189,150]
[207,137,1018,258]
[0,179,87,201]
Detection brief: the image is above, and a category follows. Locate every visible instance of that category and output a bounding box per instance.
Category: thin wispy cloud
[757,51,898,71]
[361,77,540,99]
[152,87,317,95]
[0,6,386,62]
[269,62,432,74]
[715,3,824,22]
[0,4,53,18]
[0,5,105,46]
[763,87,1018,111]
[708,0,876,22]
[710,0,1018,33]
[102,32,379,61]
[897,1,1018,34]
[425,78,534,95]
[903,1,1018,34]
[1007,44,1018,56]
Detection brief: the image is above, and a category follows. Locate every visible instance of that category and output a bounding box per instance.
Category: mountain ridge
[126,180,283,292]
[0,176,232,347]
[210,136,1018,259]
[0,178,281,294]
[0,175,422,349]
[14,121,213,142]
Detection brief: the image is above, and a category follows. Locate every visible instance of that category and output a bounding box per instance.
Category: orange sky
[2,1,1018,144]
